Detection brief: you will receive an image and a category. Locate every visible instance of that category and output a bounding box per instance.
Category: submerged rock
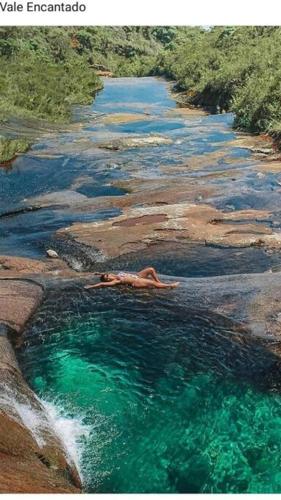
[97,134,173,150]
[27,190,89,208]
[100,113,150,124]
[35,268,281,346]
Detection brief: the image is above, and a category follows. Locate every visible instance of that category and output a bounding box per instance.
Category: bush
[0,137,31,163]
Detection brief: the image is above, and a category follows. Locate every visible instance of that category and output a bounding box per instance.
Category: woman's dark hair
[100,273,109,282]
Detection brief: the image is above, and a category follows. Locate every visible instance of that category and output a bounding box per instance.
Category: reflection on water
[19,287,281,493]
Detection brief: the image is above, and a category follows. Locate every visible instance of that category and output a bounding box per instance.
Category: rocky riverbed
[2,77,281,492]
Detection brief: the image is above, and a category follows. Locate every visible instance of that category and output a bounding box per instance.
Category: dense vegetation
[1,26,281,158]
[155,27,281,140]
[0,27,173,124]
[0,27,173,161]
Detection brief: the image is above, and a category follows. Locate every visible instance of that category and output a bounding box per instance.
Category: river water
[6,77,281,492]
[1,77,281,275]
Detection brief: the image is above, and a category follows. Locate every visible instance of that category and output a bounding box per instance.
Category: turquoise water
[19,288,281,493]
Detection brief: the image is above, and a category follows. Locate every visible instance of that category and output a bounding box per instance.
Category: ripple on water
[18,288,281,493]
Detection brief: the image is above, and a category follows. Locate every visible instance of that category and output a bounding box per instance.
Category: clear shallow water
[19,288,281,493]
[106,242,281,278]
[1,76,281,274]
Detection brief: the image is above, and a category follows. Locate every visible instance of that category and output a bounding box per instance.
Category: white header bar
[0,0,281,25]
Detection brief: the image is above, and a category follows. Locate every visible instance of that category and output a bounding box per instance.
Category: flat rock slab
[100,113,151,124]
[58,202,279,261]
[165,107,208,117]
[228,133,274,152]
[0,255,75,279]
[0,256,47,274]
[254,160,281,173]
[27,189,88,208]
[0,280,43,333]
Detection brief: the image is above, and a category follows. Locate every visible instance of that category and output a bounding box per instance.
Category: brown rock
[58,203,276,260]
[165,106,208,117]
[26,179,220,215]
[100,113,150,124]
[254,160,281,173]
[0,368,81,493]
[0,276,82,493]
[0,280,43,333]
[228,133,274,152]
[0,255,74,279]
[0,255,47,274]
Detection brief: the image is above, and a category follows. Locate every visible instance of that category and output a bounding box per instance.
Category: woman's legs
[138,267,160,282]
[153,281,179,289]
[132,278,179,289]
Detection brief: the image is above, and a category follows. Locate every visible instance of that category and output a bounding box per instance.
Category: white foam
[0,381,89,483]
[0,384,47,448]
[13,400,47,448]
[42,400,90,478]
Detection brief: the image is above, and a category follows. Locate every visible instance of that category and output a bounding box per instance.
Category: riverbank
[0,26,174,163]
[155,27,281,147]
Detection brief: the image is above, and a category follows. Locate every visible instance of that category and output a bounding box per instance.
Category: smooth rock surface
[97,134,173,150]
[58,202,279,261]
[0,255,74,279]
[0,280,43,333]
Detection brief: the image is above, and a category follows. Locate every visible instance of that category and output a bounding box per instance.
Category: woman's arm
[85,280,120,289]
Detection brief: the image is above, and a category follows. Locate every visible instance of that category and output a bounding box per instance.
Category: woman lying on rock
[84,267,180,290]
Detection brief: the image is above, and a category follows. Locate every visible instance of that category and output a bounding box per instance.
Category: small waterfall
[51,237,107,272]
[12,399,48,448]
[0,373,88,486]
[41,399,90,479]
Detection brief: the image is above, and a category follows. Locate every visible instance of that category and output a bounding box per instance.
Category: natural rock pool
[3,76,281,492]
[18,285,281,493]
